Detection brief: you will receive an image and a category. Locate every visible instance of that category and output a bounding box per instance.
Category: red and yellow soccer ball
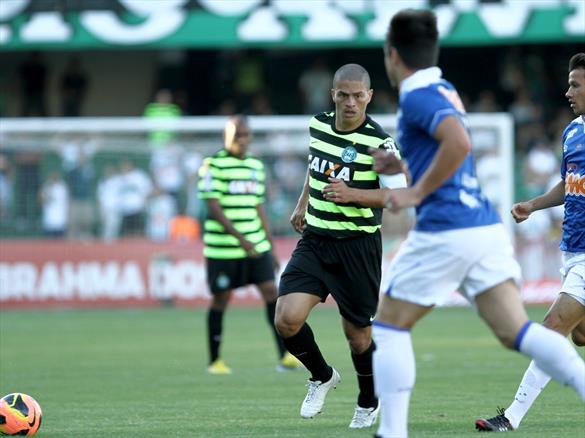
[0,393,42,436]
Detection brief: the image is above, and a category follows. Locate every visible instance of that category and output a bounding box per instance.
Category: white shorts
[560,252,585,306]
[385,223,521,306]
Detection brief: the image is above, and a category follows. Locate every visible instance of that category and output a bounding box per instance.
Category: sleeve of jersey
[402,88,459,136]
[377,136,407,189]
[197,159,221,199]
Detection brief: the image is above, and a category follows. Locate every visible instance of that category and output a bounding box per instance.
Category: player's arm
[511,179,565,223]
[206,198,257,256]
[323,177,411,207]
[384,116,470,212]
[290,168,310,234]
[413,115,470,200]
[323,179,388,207]
[324,137,407,206]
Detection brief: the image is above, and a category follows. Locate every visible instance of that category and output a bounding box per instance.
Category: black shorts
[279,231,382,327]
[207,251,275,294]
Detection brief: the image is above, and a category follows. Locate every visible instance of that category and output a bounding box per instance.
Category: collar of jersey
[400,67,443,95]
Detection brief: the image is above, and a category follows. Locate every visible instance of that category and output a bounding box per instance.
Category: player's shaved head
[333,64,371,89]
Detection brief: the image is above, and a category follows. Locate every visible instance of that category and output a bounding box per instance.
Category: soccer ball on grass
[0,393,42,436]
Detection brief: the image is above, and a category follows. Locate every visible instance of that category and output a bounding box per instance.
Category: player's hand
[370,148,404,175]
[239,237,259,257]
[384,187,422,213]
[290,204,307,234]
[323,178,354,203]
[511,201,533,223]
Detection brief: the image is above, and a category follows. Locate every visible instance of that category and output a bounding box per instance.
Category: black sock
[265,301,287,359]
[351,341,377,408]
[282,323,332,382]
[207,308,224,363]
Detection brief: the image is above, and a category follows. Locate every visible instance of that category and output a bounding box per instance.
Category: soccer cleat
[475,407,515,432]
[207,359,232,375]
[277,352,304,372]
[300,367,341,418]
[349,402,380,429]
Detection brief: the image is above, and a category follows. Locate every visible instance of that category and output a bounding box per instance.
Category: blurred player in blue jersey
[475,52,585,432]
[370,10,585,438]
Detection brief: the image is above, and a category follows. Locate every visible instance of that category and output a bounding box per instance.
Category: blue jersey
[397,67,500,232]
[560,116,585,252]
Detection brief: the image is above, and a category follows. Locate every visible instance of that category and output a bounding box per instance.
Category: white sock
[516,322,585,401]
[504,360,551,429]
[372,322,415,438]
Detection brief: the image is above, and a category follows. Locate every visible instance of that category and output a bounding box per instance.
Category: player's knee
[210,294,230,311]
[274,312,302,338]
[347,337,371,354]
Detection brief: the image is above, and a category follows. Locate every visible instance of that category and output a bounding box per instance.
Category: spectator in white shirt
[118,160,152,237]
[39,171,69,238]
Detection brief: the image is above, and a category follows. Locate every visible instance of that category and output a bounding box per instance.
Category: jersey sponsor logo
[228,180,259,194]
[308,155,351,181]
[565,172,585,196]
[341,146,357,163]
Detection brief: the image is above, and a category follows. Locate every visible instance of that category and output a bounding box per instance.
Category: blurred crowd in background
[0,44,579,279]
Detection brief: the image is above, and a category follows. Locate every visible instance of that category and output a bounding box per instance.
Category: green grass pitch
[0,306,583,437]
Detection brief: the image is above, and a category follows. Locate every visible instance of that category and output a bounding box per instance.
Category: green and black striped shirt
[198,149,270,259]
[306,112,399,239]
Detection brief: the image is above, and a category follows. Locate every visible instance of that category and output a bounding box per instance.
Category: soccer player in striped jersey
[275,63,406,429]
[370,10,585,438]
[476,52,585,432]
[198,115,302,375]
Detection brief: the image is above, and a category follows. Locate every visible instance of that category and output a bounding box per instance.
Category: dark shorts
[279,230,382,327]
[207,251,275,294]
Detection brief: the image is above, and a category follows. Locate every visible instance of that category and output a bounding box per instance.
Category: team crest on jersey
[341,146,357,163]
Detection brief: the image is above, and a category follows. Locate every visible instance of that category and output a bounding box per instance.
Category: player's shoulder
[312,111,334,124]
[244,154,264,168]
[565,116,584,130]
[360,115,392,141]
[404,79,454,103]
[563,116,584,140]
[206,149,227,162]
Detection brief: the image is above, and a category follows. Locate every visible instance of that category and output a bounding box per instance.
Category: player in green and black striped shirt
[275,64,406,428]
[198,115,302,375]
